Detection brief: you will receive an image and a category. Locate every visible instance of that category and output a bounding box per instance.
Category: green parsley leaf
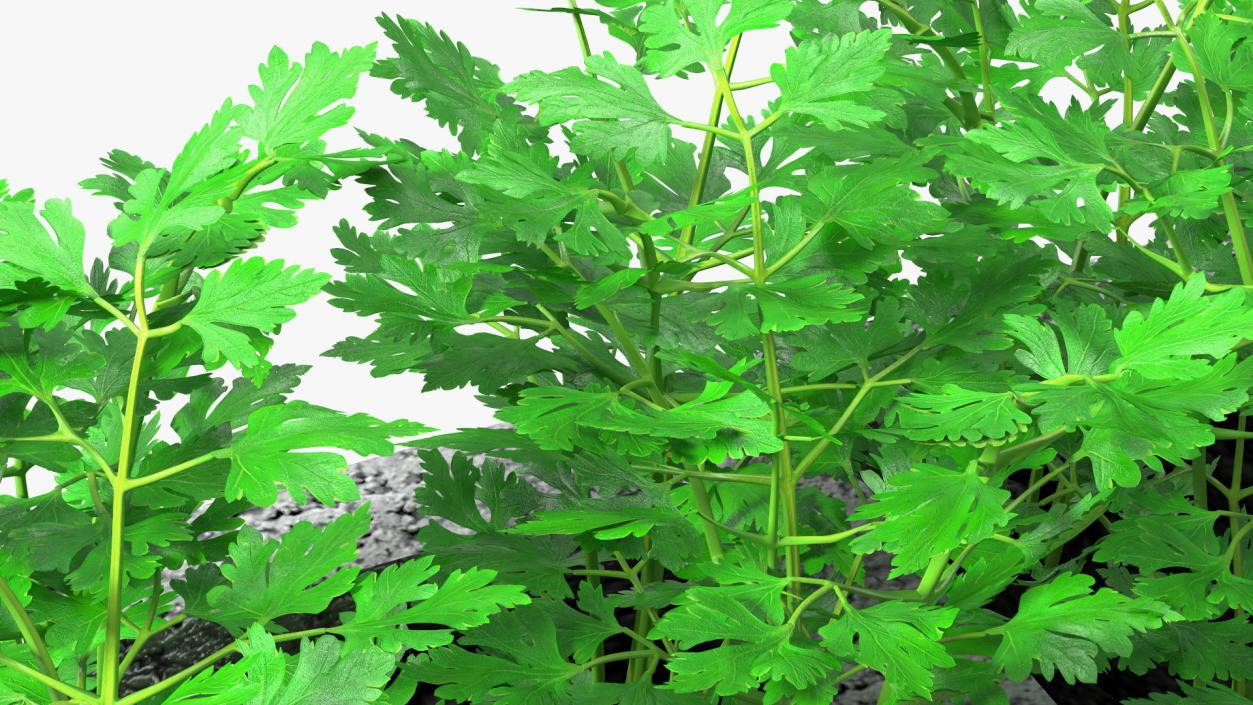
[1113,276,1253,380]
[818,601,958,702]
[226,401,427,505]
[183,507,367,633]
[183,258,329,372]
[1172,14,1253,91]
[0,199,94,298]
[458,143,628,260]
[771,30,892,130]
[851,463,1012,576]
[1006,0,1120,73]
[240,43,376,153]
[1125,618,1253,683]
[959,94,1114,229]
[419,608,575,705]
[651,587,828,696]
[340,556,530,652]
[1122,167,1233,220]
[1005,303,1117,379]
[232,624,394,704]
[992,572,1175,683]
[510,53,676,165]
[497,385,647,453]
[709,276,864,339]
[798,157,953,248]
[891,385,1031,444]
[639,0,794,76]
[374,15,522,152]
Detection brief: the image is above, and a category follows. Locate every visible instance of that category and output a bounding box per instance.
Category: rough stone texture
[243,448,432,566]
[123,450,1058,705]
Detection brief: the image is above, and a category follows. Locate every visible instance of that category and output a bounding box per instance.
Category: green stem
[688,473,725,562]
[91,297,140,336]
[728,76,771,91]
[780,382,858,394]
[746,110,785,138]
[126,451,224,488]
[1040,371,1121,386]
[0,654,93,703]
[1156,0,1253,283]
[29,400,118,483]
[972,0,995,114]
[100,254,151,704]
[620,626,669,658]
[1231,413,1247,584]
[566,0,592,57]
[117,577,171,679]
[778,524,874,546]
[680,35,741,248]
[712,58,799,589]
[916,551,951,599]
[764,222,826,278]
[676,120,741,141]
[877,0,980,126]
[488,308,633,386]
[1225,521,1253,565]
[792,576,925,602]
[786,583,834,626]
[693,509,772,545]
[1005,463,1073,513]
[1132,62,1175,131]
[634,463,772,486]
[579,649,661,674]
[793,347,920,480]
[220,157,278,210]
[570,568,632,580]
[0,577,62,702]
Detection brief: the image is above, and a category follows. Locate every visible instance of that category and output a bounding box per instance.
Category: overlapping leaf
[510,53,676,165]
[225,401,427,505]
[0,199,94,298]
[851,463,1012,576]
[340,556,530,652]
[819,602,958,702]
[240,43,376,152]
[772,30,892,130]
[992,573,1175,683]
[182,508,368,633]
[184,258,329,372]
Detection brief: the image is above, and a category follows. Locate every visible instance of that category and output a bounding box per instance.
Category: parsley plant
[0,43,526,704]
[329,1,1253,703]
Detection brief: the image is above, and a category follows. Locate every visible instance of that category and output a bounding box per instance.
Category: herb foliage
[0,43,526,705]
[5,1,1253,703]
[329,0,1253,703]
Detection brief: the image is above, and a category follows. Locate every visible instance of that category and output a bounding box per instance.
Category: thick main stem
[709,59,801,595]
[100,256,150,704]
